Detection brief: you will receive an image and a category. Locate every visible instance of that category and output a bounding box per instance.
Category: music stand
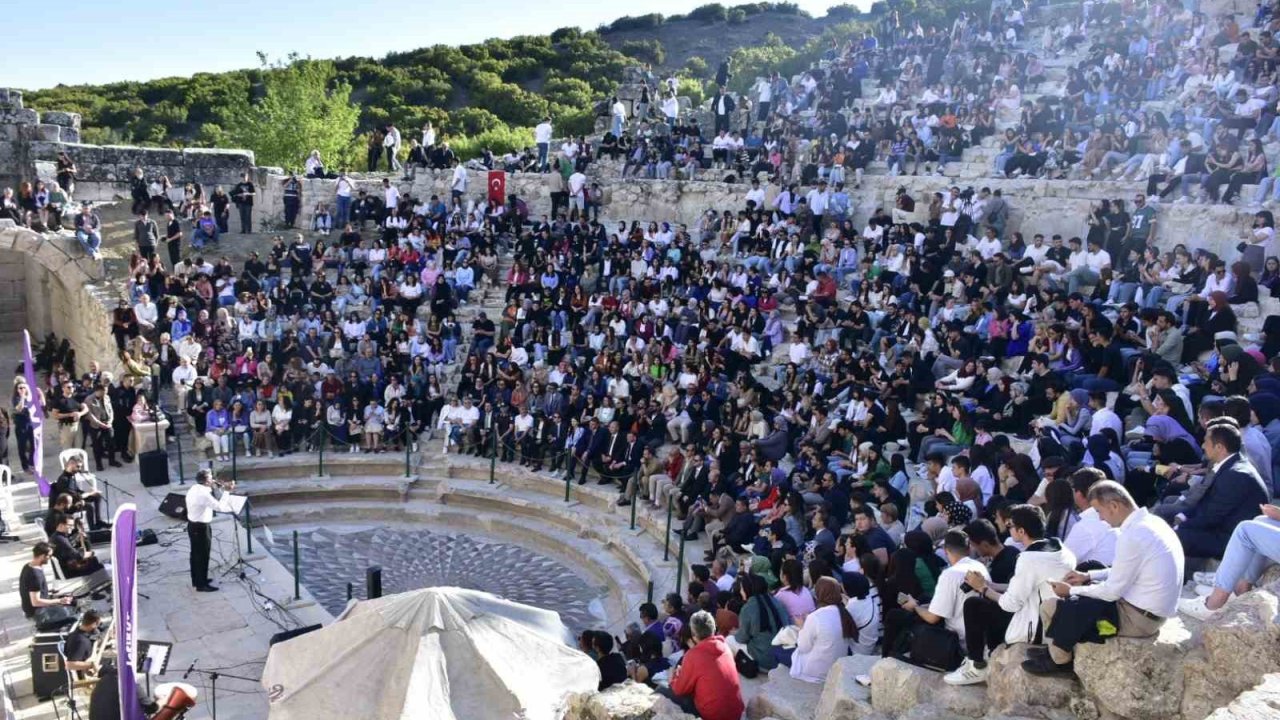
[183,666,258,720]
[217,494,259,580]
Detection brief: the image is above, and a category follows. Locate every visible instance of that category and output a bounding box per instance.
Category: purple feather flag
[22,330,48,497]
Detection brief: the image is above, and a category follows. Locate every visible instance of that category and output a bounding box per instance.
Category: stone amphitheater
[3,1,1280,719]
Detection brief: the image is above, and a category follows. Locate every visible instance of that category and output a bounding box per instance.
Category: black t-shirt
[597,652,628,691]
[166,219,183,243]
[65,627,94,662]
[989,545,1022,585]
[19,562,47,617]
[233,182,255,207]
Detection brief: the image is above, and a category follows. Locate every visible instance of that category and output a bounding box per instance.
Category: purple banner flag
[21,330,48,497]
[111,503,144,720]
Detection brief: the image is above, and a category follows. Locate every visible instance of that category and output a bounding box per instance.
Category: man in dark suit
[1177,420,1269,560]
[712,87,736,134]
[676,453,711,519]
[567,417,604,485]
[595,421,625,486]
[608,430,644,494]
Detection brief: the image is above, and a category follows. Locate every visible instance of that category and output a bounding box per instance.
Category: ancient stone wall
[251,166,1251,263]
[0,88,254,207]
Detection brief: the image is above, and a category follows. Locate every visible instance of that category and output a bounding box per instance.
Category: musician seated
[19,541,74,619]
[50,513,105,579]
[49,455,107,530]
[64,609,103,678]
[45,493,83,538]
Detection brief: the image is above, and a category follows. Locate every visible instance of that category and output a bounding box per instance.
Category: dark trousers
[187,521,212,588]
[283,196,300,227]
[166,240,181,267]
[87,426,115,469]
[237,204,252,233]
[138,244,155,262]
[881,607,921,658]
[715,114,730,133]
[16,423,34,471]
[962,595,1013,663]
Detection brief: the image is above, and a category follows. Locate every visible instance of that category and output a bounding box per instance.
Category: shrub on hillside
[683,56,710,78]
[690,3,729,23]
[728,8,748,24]
[606,13,664,32]
[619,39,666,66]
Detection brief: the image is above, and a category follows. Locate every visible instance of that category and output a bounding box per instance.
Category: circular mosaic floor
[264,525,607,629]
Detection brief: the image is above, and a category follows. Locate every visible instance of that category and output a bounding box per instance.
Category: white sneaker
[855,674,872,687]
[1192,571,1216,585]
[943,658,990,686]
[1178,596,1220,622]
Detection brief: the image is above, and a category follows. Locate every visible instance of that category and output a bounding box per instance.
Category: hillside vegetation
[18,1,969,168]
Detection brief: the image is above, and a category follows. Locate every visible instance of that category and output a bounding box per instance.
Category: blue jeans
[1215,516,1280,592]
[1108,281,1139,304]
[77,230,101,254]
[335,195,352,227]
[537,143,549,172]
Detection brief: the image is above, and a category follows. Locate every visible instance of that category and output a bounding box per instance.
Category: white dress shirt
[185,483,237,523]
[1072,507,1184,618]
[1063,507,1119,566]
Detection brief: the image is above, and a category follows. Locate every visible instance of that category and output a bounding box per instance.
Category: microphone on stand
[182,659,197,680]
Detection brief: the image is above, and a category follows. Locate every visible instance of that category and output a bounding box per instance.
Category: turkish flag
[487,170,506,205]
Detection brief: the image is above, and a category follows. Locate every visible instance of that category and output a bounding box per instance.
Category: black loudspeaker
[158,493,187,520]
[268,624,323,647]
[136,529,159,546]
[30,633,67,700]
[367,566,383,600]
[139,449,170,487]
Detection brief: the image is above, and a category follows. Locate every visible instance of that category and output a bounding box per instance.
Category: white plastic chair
[56,450,96,494]
[0,465,13,524]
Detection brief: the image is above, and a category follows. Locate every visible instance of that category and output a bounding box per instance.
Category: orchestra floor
[263,524,609,627]
[0,433,332,720]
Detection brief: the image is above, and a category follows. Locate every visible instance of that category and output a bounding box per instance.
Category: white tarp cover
[261,586,601,720]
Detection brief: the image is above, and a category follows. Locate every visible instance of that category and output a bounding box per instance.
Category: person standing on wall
[384,123,402,172]
[184,468,236,592]
[232,172,255,234]
[133,208,158,262]
[281,173,302,229]
[163,208,183,267]
[535,116,553,173]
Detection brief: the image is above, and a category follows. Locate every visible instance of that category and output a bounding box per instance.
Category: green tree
[224,53,360,168]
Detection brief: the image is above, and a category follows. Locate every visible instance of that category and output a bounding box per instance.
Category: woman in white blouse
[790,577,859,683]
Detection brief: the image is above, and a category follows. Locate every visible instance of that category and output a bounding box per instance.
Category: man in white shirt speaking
[184,469,238,592]
[1024,481,1183,676]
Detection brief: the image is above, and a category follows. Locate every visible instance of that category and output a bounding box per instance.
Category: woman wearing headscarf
[790,577,858,682]
[1252,393,1280,486]
[731,573,791,673]
[1084,432,1126,484]
[938,491,974,527]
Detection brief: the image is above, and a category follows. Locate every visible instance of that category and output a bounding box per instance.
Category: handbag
[906,624,963,672]
[734,649,760,679]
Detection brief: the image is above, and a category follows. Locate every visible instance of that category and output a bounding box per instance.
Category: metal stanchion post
[244,498,253,554]
[318,426,325,476]
[230,428,238,483]
[663,502,674,561]
[489,430,497,484]
[629,492,637,530]
[564,467,571,503]
[675,533,686,597]
[292,530,300,601]
[347,582,353,601]
[404,435,411,479]
[175,414,186,485]
[646,581,653,605]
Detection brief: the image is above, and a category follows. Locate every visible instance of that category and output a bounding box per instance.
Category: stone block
[1074,620,1195,720]
[869,658,985,718]
[61,128,80,144]
[1180,590,1280,720]
[816,655,883,720]
[1205,673,1280,720]
[987,644,1094,719]
[41,110,81,129]
[747,665,824,720]
[562,681,695,720]
[0,88,23,108]
[0,107,38,125]
[33,124,60,142]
